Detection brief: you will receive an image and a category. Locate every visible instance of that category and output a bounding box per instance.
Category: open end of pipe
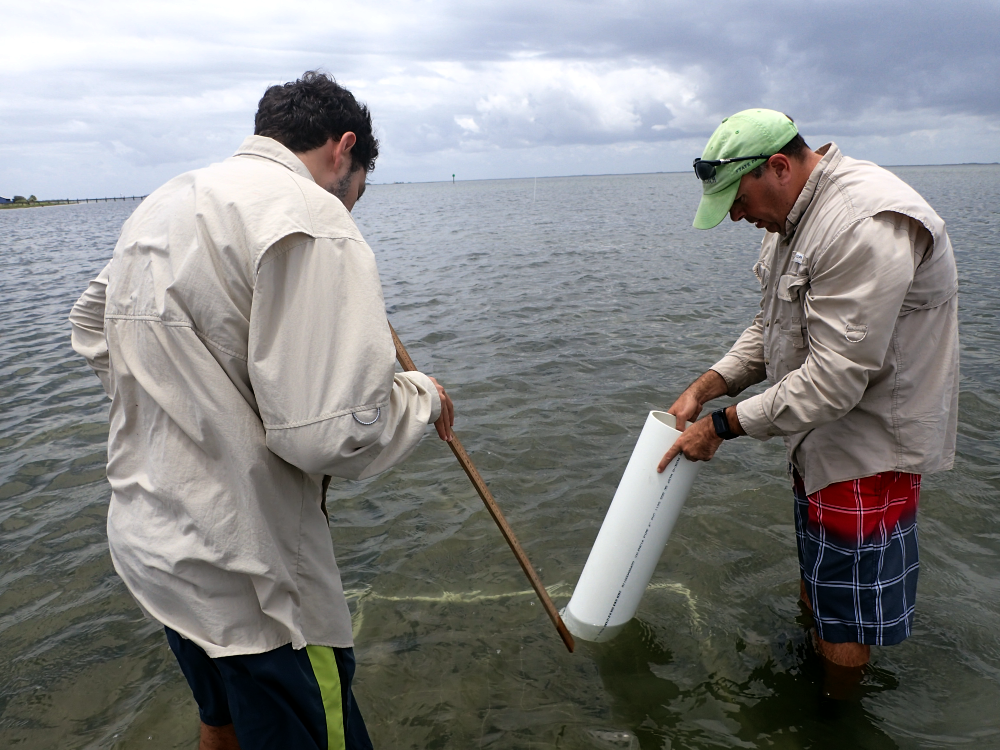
[651,411,678,430]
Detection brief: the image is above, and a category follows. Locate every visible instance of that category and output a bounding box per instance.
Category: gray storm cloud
[1,0,997,197]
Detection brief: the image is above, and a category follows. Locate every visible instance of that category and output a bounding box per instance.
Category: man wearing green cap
[658,109,959,696]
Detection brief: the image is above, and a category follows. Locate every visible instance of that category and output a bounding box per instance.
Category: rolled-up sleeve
[248,233,440,480]
[69,261,113,397]
[737,214,917,439]
[711,306,766,397]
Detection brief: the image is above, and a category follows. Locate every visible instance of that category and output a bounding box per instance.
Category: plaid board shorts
[793,468,920,645]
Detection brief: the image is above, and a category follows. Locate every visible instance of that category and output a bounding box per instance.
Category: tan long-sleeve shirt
[70,136,441,657]
[712,144,959,495]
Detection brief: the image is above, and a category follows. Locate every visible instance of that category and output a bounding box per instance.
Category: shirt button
[765,359,770,365]
[765,320,770,327]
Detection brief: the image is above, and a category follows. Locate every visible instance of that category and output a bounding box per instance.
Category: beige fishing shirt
[712,143,959,495]
[69,135,441,657]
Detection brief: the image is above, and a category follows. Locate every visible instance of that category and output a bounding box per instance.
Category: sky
[2,0,999,198]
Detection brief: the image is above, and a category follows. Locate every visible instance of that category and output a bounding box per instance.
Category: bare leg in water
[800,579,869,699]
[200,722,240,750]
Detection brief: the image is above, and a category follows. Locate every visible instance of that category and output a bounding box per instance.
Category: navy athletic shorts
[165,627,373,750]
[793,469,920,646]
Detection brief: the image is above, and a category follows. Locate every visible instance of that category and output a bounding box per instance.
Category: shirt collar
[784,142,838,237]
[232,135,316,183]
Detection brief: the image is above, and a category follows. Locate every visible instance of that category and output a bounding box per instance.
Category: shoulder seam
[255,234,369,273]
[104,315,247,361]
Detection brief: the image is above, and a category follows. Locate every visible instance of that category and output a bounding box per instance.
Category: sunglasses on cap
[693,154,773,182]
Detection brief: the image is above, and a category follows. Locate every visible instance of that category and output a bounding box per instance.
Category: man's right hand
[667,390,704,432]
[667,370,729,432]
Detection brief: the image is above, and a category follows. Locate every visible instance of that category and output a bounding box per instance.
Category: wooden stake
[388,323,575,653]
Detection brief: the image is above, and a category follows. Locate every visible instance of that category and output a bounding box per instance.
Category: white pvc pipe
[562,411,701,642]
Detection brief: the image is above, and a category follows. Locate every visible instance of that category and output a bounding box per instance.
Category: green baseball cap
[692,109,798,229]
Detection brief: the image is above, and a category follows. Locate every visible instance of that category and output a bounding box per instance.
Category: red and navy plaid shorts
[793,468,920,646]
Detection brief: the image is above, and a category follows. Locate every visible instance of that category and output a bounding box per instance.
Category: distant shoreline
[0,196,145,209]
[0,200,79,210]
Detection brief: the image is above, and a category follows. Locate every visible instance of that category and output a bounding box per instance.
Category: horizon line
[373,161,1000,186]
[5,161,996,198]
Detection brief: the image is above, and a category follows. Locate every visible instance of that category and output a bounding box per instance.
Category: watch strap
[711,408,739,440]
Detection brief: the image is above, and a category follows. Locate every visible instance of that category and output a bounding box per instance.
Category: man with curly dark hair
[255,71,380,173]
[70,71,454,750]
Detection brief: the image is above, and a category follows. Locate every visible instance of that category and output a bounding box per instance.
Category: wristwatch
[711,408,740,440]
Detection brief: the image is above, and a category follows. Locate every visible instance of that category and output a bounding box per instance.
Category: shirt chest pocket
[777,272,808,302]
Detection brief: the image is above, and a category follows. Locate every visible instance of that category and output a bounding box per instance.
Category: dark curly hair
[254,71,379,173]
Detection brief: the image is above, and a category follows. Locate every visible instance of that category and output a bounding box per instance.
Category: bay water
[1,166,998,749]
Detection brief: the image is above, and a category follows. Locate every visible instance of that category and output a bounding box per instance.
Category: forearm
[724,403,746,436]
[688,369,730,406]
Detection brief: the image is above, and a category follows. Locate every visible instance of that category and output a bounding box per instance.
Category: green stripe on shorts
[306,645,346,750]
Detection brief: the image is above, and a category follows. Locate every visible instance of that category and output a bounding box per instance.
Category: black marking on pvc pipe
[595,455,681,639]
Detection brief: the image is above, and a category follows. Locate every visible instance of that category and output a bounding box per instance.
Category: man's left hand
[657,414,723,471]
[428,376,454,442]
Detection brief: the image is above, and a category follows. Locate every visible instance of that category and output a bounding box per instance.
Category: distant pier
[52,195,148,204]
[0,195,148,209]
